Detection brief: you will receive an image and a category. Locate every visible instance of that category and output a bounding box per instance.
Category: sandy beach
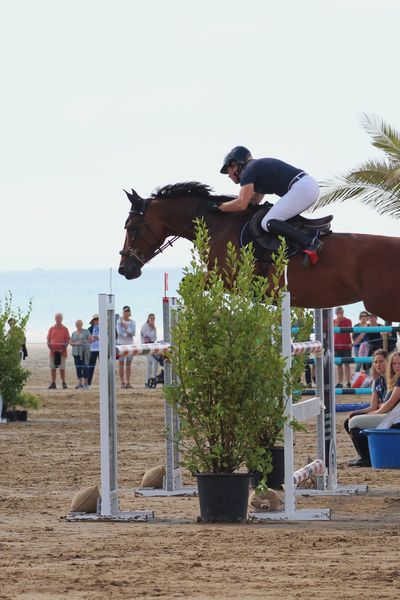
[1,345,400,600]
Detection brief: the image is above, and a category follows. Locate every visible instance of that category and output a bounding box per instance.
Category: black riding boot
[266,219,323,266]
[347,427,371,467]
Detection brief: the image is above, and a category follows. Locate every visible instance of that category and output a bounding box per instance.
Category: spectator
[344,349,388,466]
[7,318,28,361]
[47,313,70,389]
[333,307,352,388]
[140,313,159,388]
[364,314,384,356]
[351,311,369,372]
[382,321,398,353]
[87,314,100,387]
[346,350,400,467]
[70,319,91,389]
[116,305,136,389]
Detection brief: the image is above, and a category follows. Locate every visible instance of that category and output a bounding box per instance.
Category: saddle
[240,203,333,263]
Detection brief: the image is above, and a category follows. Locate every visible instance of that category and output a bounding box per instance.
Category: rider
[216,146,323,265]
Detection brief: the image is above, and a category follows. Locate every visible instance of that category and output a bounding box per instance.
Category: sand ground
[1,346,400,600]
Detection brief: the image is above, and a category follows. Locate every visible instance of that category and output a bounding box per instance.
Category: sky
[1,0,399,271]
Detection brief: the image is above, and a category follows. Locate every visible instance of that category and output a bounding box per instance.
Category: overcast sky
[1,0,399,271]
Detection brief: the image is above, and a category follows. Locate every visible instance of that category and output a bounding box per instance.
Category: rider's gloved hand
[207,200,222,213]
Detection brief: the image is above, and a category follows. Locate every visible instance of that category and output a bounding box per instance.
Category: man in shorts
[47,313,70,389]
[334,307,352,388]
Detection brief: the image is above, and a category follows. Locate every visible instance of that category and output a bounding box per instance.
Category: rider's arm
[251,192,264,203]
[218,183,254,212]
[374,386,400,413]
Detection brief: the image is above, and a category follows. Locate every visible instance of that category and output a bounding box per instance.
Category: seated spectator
[351,311,369,372]
[346,350,400,467]
[140,313,158,388]
[116,305,136,389]
[345,349,388,466]
[334,307,352,388]
[87,314,99,388]
[70,320,91,389]
[47,313,70,389]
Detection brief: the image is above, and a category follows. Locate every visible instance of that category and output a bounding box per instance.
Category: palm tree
[313,114,400,219]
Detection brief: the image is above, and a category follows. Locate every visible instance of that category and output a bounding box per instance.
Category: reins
[120,196,206,266]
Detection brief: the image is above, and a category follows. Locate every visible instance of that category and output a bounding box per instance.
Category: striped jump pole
[302,387,372,396]
[136,296,197,497]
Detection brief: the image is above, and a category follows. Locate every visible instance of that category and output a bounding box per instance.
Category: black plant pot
[5,410,18,422]
[196,472,250,523]
[250,446,285,489]
[17,410,28,422]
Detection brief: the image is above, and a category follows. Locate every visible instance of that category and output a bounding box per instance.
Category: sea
[0,267,368,344]
[0,267,184,344]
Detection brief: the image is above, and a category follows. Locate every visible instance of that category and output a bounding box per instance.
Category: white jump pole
[67,293,154,522]
[254,291,330,521]
[296,307,368,497]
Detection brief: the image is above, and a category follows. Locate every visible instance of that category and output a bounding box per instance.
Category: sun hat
[90,314,99,324]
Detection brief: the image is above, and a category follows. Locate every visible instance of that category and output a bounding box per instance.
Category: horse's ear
[124,188,140,202]
[124,188,145,212]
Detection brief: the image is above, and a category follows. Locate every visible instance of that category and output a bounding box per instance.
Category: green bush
[0,292,33,411]
[165,220,307,479]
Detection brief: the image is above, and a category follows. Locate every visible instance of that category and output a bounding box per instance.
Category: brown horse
[119,182,400,321]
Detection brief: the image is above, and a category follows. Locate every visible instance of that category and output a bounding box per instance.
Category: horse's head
[119,189,160,279]
[119,182,231,279]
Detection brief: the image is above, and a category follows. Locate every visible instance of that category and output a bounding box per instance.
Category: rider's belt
[288,171,308,191]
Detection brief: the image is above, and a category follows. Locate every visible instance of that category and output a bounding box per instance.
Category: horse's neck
[162,195,247,243]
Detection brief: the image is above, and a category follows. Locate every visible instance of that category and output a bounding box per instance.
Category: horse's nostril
[118,266,125,275]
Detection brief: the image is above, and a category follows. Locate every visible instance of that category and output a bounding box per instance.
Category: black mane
[152,181,214,199]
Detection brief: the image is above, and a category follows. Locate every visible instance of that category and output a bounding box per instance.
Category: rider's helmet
[220,146,252,174]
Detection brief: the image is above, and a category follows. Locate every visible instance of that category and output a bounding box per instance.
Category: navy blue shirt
[239,158,304,197]
[383,376,400,404]
[373,376,387,403]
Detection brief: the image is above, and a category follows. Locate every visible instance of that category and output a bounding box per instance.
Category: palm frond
[352,159,397,186]
[314,172,400,220]
[361,114,400,164]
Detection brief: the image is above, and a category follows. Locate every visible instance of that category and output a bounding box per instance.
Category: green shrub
[0,292,32,411]
[165,219,308,479]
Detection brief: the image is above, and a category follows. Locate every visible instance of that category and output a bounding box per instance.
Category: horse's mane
[152,181,214,199]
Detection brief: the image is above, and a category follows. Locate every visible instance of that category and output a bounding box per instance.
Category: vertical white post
[282,291,295,516]
[99,293,118,516]
[163,296,176,491]
[314,309,326,490]
[325,309,338,490]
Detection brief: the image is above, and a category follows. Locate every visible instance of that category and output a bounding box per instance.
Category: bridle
[119,196,206,267]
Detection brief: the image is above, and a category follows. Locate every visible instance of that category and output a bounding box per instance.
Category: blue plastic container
[363,429,400,469]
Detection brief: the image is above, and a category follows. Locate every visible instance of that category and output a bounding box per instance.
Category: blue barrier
[336,403,370,412]
[307,356,372,365]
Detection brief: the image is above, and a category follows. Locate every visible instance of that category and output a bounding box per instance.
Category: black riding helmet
[220,146,252,174]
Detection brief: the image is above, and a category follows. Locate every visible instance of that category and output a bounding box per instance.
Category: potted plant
[165,220,302,522]
[12,390,42,421]
[0,293,34,421]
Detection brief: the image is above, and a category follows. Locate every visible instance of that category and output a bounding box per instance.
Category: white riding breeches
[349,414,387,430]
[261,175,320,232]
